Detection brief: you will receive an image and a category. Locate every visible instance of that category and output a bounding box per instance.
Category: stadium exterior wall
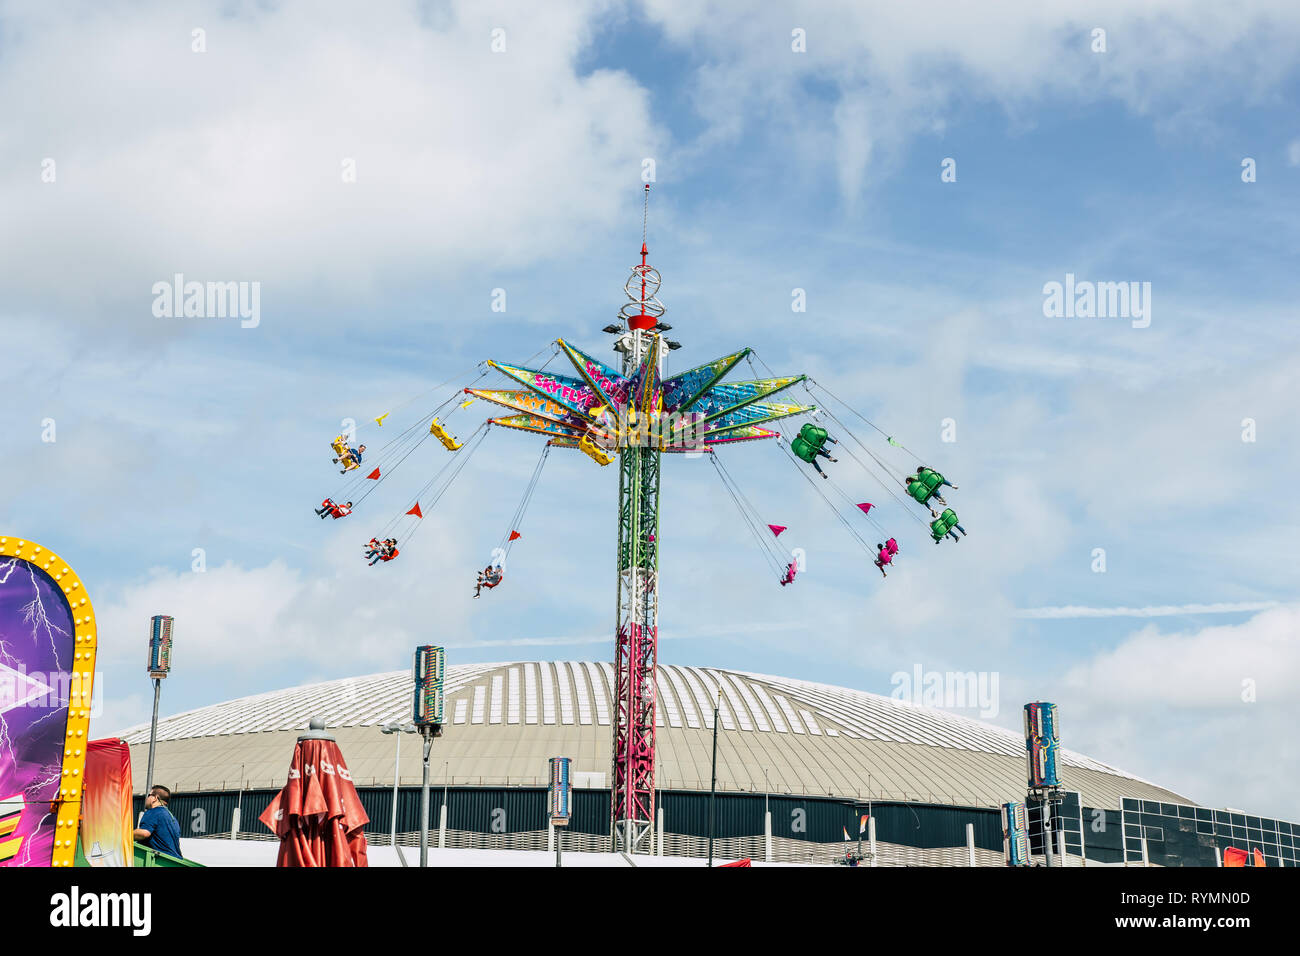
[142,784,1300,867]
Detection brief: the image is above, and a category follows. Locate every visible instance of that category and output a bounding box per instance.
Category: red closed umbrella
[259,722,369,867]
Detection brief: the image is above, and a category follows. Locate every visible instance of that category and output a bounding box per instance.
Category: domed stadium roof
[119,661,1190,809]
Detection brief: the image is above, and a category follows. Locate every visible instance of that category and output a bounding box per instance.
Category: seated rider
[874,539,900,578]
[337,443,367,474]
[474,564,504,598]
[316,498,353,519]
[791,428,839,479]
[365,537,395,563]
[799,423,838,448]
[929,508,967,544]
[367,538,398,565]
[779,560,798,587]
[917,466,955,489]
[904,466,956,507]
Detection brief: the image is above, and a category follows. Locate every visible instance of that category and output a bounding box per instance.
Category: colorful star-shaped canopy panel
[482,335,811,457]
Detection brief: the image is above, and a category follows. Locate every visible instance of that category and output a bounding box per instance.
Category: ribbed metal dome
[118,662,1190,809]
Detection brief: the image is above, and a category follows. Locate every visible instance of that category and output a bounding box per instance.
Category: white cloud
[0,0,660,319]
[1017,601,1281,619]
[1062,605,1300,708]
[642,0,1300,201]
[1056,606,1300,817]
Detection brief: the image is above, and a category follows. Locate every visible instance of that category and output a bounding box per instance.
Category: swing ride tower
[327,186,965,859]
[610,192,665,853]
[468,185,813,854]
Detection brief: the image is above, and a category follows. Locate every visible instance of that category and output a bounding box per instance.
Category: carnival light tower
[474,185,811,853]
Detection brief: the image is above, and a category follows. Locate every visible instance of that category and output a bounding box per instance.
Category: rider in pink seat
[874,542,896,578]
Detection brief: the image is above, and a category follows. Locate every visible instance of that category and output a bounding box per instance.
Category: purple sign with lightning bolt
[0,556,75,867]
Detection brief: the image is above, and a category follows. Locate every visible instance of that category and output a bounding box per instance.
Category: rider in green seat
[929,508,967,544]
[792,422,839,478]
[905,466,956,507]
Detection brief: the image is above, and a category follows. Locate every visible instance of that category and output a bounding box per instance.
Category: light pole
[231,763,245,840]
[548,757,572,868]
[708,689,719,867]
[763,767,772,863]
[440,760,450,848]
[419,728,435,867]
[412,645,446,868]
[381,722,419,847]
[145,615,174,793]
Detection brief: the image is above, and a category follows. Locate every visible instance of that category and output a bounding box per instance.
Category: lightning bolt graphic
[0,557,74,868]
[20,565,66,672]
[14,810,52,867]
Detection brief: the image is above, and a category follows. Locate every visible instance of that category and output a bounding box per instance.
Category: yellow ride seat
[579,432,616,466]
[429,418,463,451]
[331,436,350,457]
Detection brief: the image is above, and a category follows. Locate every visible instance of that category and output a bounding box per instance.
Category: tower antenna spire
[620,184,664,334]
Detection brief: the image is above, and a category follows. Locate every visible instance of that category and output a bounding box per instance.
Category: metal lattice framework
[475,187,812,853]
[611,386,661,851]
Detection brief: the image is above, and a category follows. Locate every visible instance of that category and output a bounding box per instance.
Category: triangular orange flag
[366,468,381,479]
[407,503,423,518]
[508,530,521,541]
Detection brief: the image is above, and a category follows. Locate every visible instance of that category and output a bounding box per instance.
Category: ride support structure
[611,223,665,852]
[332,189,956,858]
[475,185,810,854]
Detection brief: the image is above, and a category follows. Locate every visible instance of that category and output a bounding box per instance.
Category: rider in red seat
[316,498,353,519]
[366,538,398,565]
[474,564,504,598]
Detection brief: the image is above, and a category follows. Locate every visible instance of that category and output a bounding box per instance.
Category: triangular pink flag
[767,524,786,537]
[856,503,873,514]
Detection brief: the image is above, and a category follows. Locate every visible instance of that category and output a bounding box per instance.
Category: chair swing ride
[312,185,968,852]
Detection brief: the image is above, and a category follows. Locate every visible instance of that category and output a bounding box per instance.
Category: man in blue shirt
[134,785,183,859]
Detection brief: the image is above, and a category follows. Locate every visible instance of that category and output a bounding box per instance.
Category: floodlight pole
[144,615,174,793]
[419,726,435,867]
[708,691,719,867]
[392,732,401,846]
[145,677,161,791]
[412,644,446,867]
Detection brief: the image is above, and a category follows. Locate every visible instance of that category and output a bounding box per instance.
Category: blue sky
[3,0,1299,819]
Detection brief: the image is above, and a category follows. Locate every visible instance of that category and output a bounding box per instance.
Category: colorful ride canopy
[483,336,812,455]
[0,536,98,868]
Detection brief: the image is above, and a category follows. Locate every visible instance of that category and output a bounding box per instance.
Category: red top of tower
[627,184,657,330]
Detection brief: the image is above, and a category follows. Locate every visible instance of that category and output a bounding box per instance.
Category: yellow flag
[374,412,390,427]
